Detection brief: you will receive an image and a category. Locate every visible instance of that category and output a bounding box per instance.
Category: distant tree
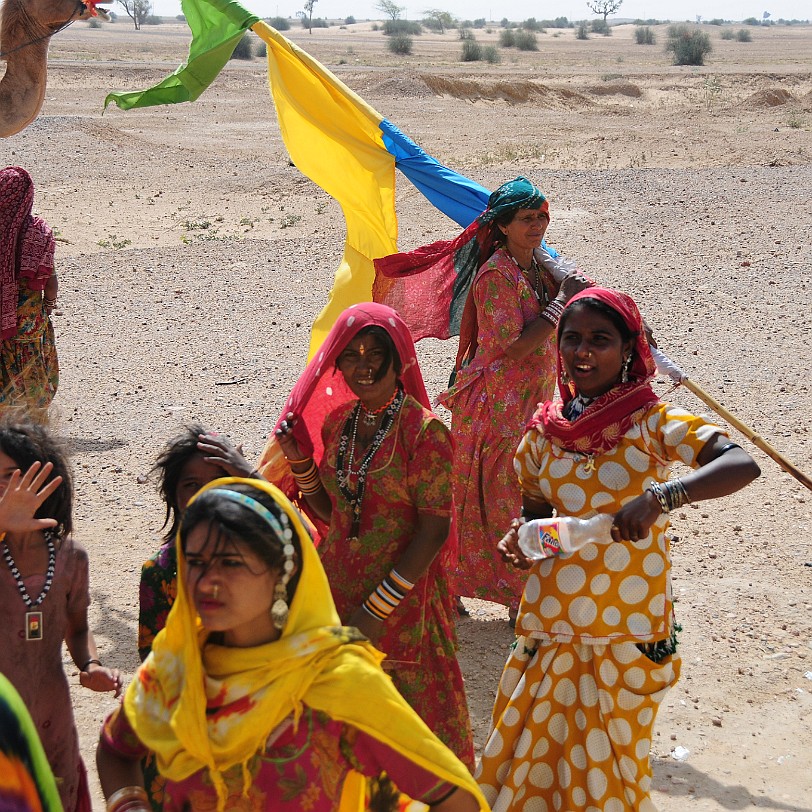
[376,0,404,20]
[665,23,711,64]
[514,29,538,48]
[382,19,421,34]
[117,0,150,29]
[634,25,655,43]
[344,15,356,23]
[575,20,589,38]
[268,15,291,29]
[387,33,412,52]
[301,0,317,33]
[423,8,455,32]
[460,33,482,59]
[586,0,622,23]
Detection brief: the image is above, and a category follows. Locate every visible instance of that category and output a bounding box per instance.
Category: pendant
[362,412,377,427]
[581,455,596,473]
[26,611,43,641]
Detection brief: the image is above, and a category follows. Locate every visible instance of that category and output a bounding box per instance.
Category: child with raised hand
[138,424,257,662]
[0,419,121,812]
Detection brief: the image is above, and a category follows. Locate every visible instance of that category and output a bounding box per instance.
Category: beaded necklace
[336,387,405,540]
[360,386,399,427]
[506,251,549,306]
[1,535,56,641]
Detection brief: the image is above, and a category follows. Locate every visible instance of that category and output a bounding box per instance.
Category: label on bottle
[538,522,563,557]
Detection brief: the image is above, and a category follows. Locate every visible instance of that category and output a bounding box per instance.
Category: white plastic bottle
[517,514,615,560]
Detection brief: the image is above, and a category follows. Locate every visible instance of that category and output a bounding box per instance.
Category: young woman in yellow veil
[96,477,487,812]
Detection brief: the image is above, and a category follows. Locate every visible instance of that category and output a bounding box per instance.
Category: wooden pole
[649,346,812,492]
[680,377,812,493]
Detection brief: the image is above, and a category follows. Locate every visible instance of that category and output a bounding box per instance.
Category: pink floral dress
[438,246,558,608]
[318,394,474,769]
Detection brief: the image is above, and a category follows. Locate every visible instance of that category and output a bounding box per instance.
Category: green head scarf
[479,175,548,224]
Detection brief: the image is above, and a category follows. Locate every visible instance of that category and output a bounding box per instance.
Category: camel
[1,0,106,137]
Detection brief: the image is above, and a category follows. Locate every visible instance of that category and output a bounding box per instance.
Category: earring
[560,368,570,386]
[271,581,289,630]
[621,354,632,383]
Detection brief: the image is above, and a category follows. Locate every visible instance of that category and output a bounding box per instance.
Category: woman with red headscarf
[259,303,474,769]
[0,167,58,416]
[478,288,760,810]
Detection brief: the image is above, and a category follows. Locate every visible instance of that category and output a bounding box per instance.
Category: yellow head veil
[124,477,488,811]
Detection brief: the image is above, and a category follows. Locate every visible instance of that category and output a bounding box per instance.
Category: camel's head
[1,0,109,46]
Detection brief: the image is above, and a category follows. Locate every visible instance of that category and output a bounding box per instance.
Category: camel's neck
[0,15,50,138]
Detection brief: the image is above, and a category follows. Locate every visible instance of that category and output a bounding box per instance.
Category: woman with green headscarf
[377,177,591,622]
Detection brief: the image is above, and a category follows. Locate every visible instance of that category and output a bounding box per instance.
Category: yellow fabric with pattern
[513,402,723,644]
[477,403,723,811]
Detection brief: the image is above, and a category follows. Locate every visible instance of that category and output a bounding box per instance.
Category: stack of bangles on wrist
[648,479,691,513]
[288,458,321,494]
[44,296,57,309]
[107,786,150,812]
[539,298,565,327]
[363,569,414,621]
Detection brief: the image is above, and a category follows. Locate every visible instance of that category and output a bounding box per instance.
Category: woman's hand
[557,270,592,302]
[347,606,384,646]
[196,432,254,478]
[497,519,533,570]
[610,491,661,543]
[274,413,306,463]
[80,663,123,698]
[0,463,62,534]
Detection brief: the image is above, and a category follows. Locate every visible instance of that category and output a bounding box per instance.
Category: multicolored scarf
[532,287,660,456]
[124,478,487,812]
[0,674,62,812]
[373,176,552,366]
[0,167,55,340]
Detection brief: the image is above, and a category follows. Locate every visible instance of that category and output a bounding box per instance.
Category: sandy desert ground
[2,14,812,811]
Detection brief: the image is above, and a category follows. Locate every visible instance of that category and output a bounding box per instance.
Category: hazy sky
[150,0,808,24]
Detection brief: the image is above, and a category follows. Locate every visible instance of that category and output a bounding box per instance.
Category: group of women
[0,174,760,812]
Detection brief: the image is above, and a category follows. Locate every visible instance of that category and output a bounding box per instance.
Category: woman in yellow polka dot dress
[477,287,760,811]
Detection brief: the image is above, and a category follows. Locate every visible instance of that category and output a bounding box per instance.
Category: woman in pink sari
[377,177,590,622]
[260,303,474,769]
[0,167,59,416]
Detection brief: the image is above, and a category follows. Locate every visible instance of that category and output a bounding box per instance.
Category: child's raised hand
[0,462,63,534]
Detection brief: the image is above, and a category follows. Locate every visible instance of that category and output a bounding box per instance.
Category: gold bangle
[285,456,312,465]
[107,786,149,812]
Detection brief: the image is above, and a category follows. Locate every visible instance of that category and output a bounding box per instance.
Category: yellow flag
[252,23,398,357]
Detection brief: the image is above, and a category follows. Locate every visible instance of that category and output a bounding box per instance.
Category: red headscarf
[0,167,55,340]
[532,287,660,456]
[258,303,431,504]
